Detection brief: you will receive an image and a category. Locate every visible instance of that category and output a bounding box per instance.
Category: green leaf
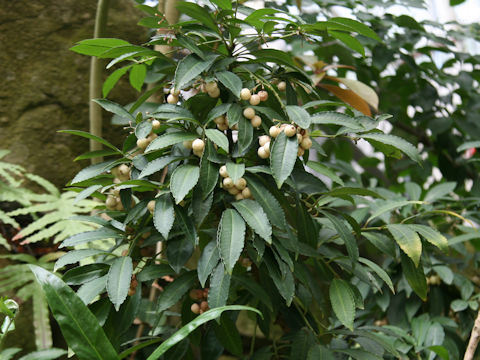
[406,224,448,252]
[210,0,232,9]
[226,103,242,127]
[167,235,194,274]
[244,175,286,229]
[175,2,219,33]
[367,200,423,223]
[103,66,130,97]
[236,113,253,154]
[70,38,130,56]
[176,35,205,59]
[29,265,119,360]
[270,131,298,188]
[135,120,152,140]
[225,162,245,183]
[136,264,175,282]
[71,160,117,184]
[58,130,121,153]
[358,257,394,293]
[153,194,175,239]
[321,211,358,264]
[310,112,362,129]
[307,161,344,186]
[170,165,200,204]
[156,271,196,313]
[329,17,382,41]
[233,200,272,244]
[54,249,105,272]
[63,264,109,285]
[457,140,480,152]
[329,278,355,330]
[387,224,422,267]
[361,133,421,164]
[146,132,198,152]
[146,305,262,360]
[216,71,242,98]
[205,129,229,153]
[174,206,197,244]
[424,182,456,202]
[329,30,365,56]
[232,274,273,311]
[60,228,121,248]
[174,53,217,91]
[18,348,67,360]
[286,105,311,129]
[74,149,119,161]
[107,256,133,311]
[139,156,182,178]
[208,263,231,308]
[92,99,136,122]
[217,209,246,274]
[197,241,220,287]
[401,254,427,301]
[199,156,219,199]
[129,64,146,91]
[307,345,335,360]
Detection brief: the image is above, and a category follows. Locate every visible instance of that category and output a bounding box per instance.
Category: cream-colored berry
[300,137,312,150]
[208,87,220,98]
[192,139,205,151]
[223,177,234,189]
[240,88,251,101]
[297,147,305,157]
[269,126,281,138]
[116,201,124,211]
[235,193,244,201]
[284,125,297,137]
[167,94,178,104]
[136,138,150,149]
[191,303,200,314]
[243,107,255,119]
[297,133,303,144]
[152,119,161,130]
[217,123,229,131]
[147,133,157,142]
[242,187,252,199]
[249,94,261,106]
[228,187,240,195]
[250,115,262,127]
[258,90,268,102]
[147,200,155,214]
[205,82,218,92]
[183,140,193,149]
[277,81,286,91]
[119,164,130,176]
[214,116,225,125]
[235,178,247,190]
[106,196,117,209]
[259,135,270,147]
[170,88,180,96]
[258,147,269,159]
[219,165,228,178]
[193,149,203,157]
[263,141,270,154]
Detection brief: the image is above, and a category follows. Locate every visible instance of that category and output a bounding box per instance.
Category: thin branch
[464,307,480,360]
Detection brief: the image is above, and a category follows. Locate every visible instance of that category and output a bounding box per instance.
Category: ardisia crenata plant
[28,1,474,359]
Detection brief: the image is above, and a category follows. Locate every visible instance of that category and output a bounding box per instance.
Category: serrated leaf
[54,249,105,272]
[175,2,219,32]
[136,264,175,282]
[358,257,394,293]
[233,274,273,311]
[103,66,130,97]
[329,17,382,41]
[310,112,362,129]
[407,224,448,252]
[321,211,358,264]
[146,132,198,152]
[387,224,422,267]
[236,113,253,154]
[58,130,122,153]
[307,345,335,360]
[174,54,217,91]
[60,227,121,248]
[107,256,133,311]
[153,194,175,239]
[71,160,117,184]
[329,278,355,330]
[135,120,152,140]
[225,163,245,183]
[216,71,242,98]
[330,31,365,56]
[226,103,242,127]
[361,133,421,163]
[285,105,311,129]
[205,129,229,153]
[93,98,136,122]
[233,200,272,244]
[424,182,456,202]
[217,209,246,273]
[208,263,231,309]
[175,205,197,244]
[401,254,427,301]
[167,235,194,274]
[156,271,196,313]
[197,241,220,287]
[270,131,298,188]
[307,161,344,186]
[199,156,219,198]
[139,155,182,178]
[367,200,423,223]
[170,165,200,204]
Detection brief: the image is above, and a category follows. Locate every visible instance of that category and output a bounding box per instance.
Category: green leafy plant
[28,0,479,359]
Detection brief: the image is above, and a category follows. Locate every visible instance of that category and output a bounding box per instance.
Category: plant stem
[464,306,480,360]
[89,0,111,164]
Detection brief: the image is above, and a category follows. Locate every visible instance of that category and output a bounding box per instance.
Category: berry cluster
[136,119,160,150]
[240,87,269,128]
[269,123,312,157]
[189,288,210,314]
[183,138,205,157]
[214,115,238,131]
[106,164,131,210]
[219,165,252,201]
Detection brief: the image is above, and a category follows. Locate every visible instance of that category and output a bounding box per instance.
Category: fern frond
[16,212,64,238]
[32,282,52,349]
[25,173,59,197]
[0,209,19,228]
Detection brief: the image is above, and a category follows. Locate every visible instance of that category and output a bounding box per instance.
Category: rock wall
[0,0,147,187]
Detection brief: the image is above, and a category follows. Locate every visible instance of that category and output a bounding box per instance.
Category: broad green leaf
[146,305,262,360]
[107,256,133,311]
[175,2,219,32]
[321,211,358,264]
[210,0,232,9]
[197,241,220,287]
[54,249,105,272]
[329,278,355,330]
[135,120,152,140]
[93,99,136,122]
[29,265,119,360]
[232,274,273,311]
[74,149,119,161]
[367,200,423,223]
[330,31,365,56]
[167,235,194,273]
[285,105,311,129]
[216,71,242,98]
[361,133,421,164]
[214,315,242,356]
[63,264,110,285]
[74,184,102,203]
[176,35,205,59]
[174,53,217,91]
[170,165,200,204]
[457,140,480,152]
[244,175,286,229]
[136,264,175,282]
[153,194,175,239]
[307,345,335,360]
[192,189,213,225]
[428,346,449,360]
[58,130,121,153]
[70,160,117,184]
[60,228,121,248]
[270,131,298,188]
[233,200,272,244]
[156,271,196,313]
[199,156,219,198]
[70,38,130,56]
[18,348,67,360]
[208,263,231,308]
[225,162,245,183]
[103,66,130,97]
[129,64,146,92]
[174,206,197,244]
[358,257,394,293]
[206,103,232,123]
[329,17,382,41]
[310,112,362,129]
[139,155,182,178]
[424,182,456,202]
[407,224,448,252]
[226,103,242,127]
[387,224,422,267]
[146,132,198,152]
[236,114,253,154]
[217,209,246,273]
[307,161,344,186]
[205,129,229,153]
[263,254,295,305]
[401,254,427,301]
[336,349,382,360]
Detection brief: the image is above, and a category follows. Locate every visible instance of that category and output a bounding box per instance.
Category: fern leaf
[32,282,53,349]
[25,173,59,197]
